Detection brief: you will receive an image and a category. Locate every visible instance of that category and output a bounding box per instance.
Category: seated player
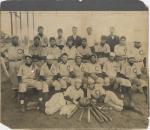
[62,37,79,64]
[116,56,148,103]
[84,54,104,85]
[77,38,92,63]
[103,52,119,90]
[54,53,73,91]
[17,54,49,112]
[70,55,87,85]
[39,55,58,94]
[91,35,110,67]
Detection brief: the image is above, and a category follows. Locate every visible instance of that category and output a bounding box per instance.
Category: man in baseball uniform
[114,36,128,66]
[40,54,58,94]
[91,35,110,67]
[62,37,79,64]
[131,41,146,71]
[29,36,43,68]
[36,26,48,47]
[77,38,92,63]
[103,52,120,90]
[46,37,61,62]
[18,54,49,112]
[4,36,24,94]
[84,54,104,85]
[55,53,73,91]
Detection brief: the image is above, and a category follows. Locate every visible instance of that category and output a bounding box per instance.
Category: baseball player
[40,55,58,94]
[45,78,84,115]
[86,77,103,101]
[77,38,92,63]
[54,53,73,91]
[70,55,86,78]
[60,78,84,116]
[29,36,43,68]
[56,28,66,49]
[91,35,110,67]
[114,36,128,66]
[103,52,120,90]
[85,27,97,48]
[4,36,24,93]
[131,41,146,71]
[46,37,61,62]
[117,56,148,103]
[62,37,79,64]
[84,54,104,85]
[17,54,49,112]
[36,26,48,47]
[97,88,143,114]
[69,55,87,86]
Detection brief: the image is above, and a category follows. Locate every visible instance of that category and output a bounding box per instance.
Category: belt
[136,60,143,62]
[9,59,22,62]
[68,58,74,60]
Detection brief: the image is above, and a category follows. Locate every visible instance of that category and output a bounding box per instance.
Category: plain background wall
[1,11,148,50]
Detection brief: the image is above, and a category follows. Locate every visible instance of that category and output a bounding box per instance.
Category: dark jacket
[106,35,119,52]
[67,35,82,48]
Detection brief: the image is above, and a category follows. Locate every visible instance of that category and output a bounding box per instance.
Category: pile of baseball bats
[66,101,112,124]
[90,102,112,123]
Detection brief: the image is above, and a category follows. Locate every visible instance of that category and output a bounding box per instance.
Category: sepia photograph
[0,11,149,129]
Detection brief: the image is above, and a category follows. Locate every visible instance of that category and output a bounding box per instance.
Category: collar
[47,63,52,69]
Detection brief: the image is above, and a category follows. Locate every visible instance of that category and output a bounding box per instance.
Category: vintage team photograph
[0,11,149,129]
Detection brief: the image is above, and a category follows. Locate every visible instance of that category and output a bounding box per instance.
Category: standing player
[4,36,24,94]
[114,36,128,66]
[36,26,48,47]
[56,28,66,49]
[85,27,97,48]
[131,41,146,71]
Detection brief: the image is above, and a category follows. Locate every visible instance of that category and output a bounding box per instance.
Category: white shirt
[86,34,97,47]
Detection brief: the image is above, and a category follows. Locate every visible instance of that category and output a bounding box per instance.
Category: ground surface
[1,81,149,129]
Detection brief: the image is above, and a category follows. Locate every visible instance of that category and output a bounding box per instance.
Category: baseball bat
[91,104,106,122]
[67,105,78,119]
[94,105,112,122]
[90,108,103,123]
[78,108,84,121]
[87,107,91,123]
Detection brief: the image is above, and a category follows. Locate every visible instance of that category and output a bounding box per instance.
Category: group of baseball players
[0,26,148,114]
